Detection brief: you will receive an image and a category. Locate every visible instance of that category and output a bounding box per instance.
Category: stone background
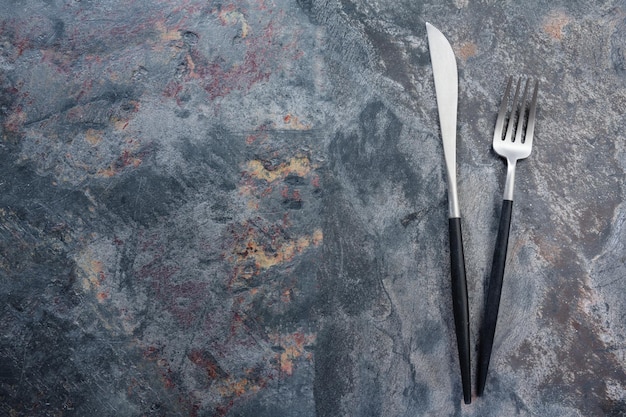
[1,0,625,416]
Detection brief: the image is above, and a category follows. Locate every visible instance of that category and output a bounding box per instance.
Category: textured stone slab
[1,0,625,416]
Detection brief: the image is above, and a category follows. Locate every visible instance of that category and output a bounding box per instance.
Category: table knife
[426,22,471,404]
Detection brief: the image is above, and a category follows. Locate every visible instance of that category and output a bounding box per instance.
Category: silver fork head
[492,77,539,162]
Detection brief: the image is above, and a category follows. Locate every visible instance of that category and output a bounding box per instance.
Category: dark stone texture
[1,0,626,416]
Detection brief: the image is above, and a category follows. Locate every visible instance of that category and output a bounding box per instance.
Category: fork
[477,77,539,396]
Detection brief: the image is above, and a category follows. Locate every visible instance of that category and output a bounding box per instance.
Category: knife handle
[448,217,471,404]
[477,199,513,396]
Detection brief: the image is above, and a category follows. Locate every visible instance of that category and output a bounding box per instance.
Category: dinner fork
[477,77,539,396]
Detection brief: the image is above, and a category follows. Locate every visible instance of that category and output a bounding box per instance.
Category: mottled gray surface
[1,0,626,415]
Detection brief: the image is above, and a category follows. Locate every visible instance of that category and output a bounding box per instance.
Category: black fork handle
[477,199,513,396]
[449,217,471,404]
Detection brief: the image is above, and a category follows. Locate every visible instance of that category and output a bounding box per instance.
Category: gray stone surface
[1,0,625,415]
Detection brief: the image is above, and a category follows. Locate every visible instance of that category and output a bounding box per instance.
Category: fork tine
[504,78,522,142]
[494,77,513,141]
[514,79,530,143]
[524,80,539,146]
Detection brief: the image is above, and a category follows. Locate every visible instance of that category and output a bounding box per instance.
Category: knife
[426,22,471,404]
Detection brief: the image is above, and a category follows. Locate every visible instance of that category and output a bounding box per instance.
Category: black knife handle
[448,217,471,404]
[477,199,513,396]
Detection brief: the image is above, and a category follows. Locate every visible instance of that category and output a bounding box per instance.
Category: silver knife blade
[426,22,460,219]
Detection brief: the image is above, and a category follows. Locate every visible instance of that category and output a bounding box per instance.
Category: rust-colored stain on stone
[84,129,103,146]
[218,6,251,39]
[217,377,262,397]
[96,149,143,178]
[244,156,314,183]
[269,331,316,376]
[543,10,570,39]
[457,41,477,61]
[227,223,322,284]
[76,252,105,292]
[76,250,114,304]
[3,107,26,133]
[156,21,182,41]
[281,113,312,130]
[188,350,224,380]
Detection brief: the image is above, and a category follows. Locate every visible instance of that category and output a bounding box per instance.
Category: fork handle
[477,199,513,396]
[449,217,471,404]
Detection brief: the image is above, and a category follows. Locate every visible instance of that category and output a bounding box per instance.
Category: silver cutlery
[426,22,471,404]
[477,77,539,395]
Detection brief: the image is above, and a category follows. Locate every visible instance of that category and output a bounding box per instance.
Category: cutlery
[426,22,471,404]
[477,77,539,396]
